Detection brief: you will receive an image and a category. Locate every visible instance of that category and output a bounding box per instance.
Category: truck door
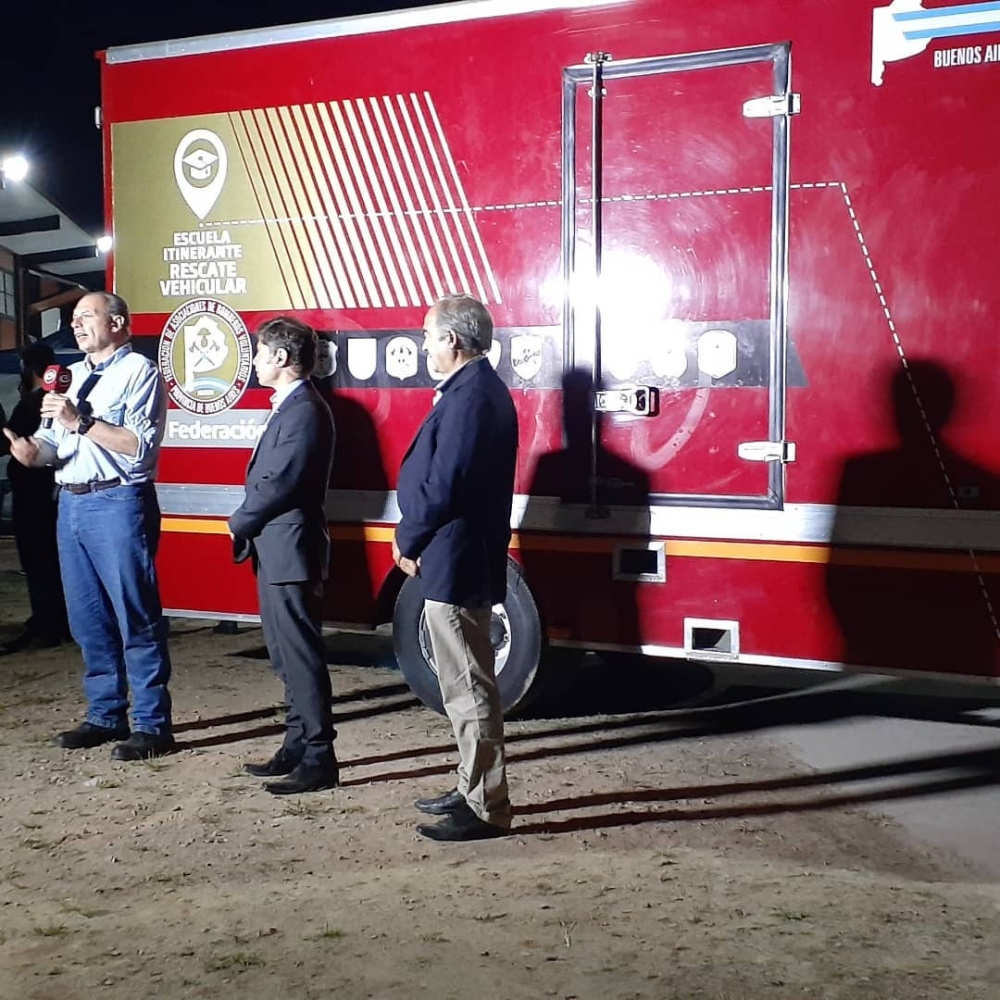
[563,44,797,510]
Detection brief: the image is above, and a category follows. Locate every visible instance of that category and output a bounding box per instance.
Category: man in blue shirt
[4,291,174,760]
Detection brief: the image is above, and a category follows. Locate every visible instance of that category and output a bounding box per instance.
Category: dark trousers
[257,571,336,766]
[12,481,68,641]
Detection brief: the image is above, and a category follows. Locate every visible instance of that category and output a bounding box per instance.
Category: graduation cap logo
[173,129,228,220]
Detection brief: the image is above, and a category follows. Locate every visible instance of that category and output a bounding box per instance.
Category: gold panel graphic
[111,98,501,316]
[113,115,299,313]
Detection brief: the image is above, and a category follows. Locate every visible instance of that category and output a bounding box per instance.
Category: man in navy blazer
[393,295,518,841]
[229,317,338,795]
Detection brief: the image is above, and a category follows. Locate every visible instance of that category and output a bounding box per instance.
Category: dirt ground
[0,539,998,999]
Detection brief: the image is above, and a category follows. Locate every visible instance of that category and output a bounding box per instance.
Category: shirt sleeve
[120,363,167,467]
[28,417,61,464]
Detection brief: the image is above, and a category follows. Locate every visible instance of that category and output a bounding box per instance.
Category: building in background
[0,173,105,351]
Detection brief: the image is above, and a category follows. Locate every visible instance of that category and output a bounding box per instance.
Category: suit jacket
[396,357,518,607]
[5,389,55,498]
[228,381,335,584]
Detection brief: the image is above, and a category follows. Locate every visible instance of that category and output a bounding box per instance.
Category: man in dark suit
[229,316,338,795]
[393,295,518,841]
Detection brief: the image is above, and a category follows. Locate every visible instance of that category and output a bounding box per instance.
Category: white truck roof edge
[104,0,633,64]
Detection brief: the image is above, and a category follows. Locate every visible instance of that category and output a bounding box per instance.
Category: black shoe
[415,788,465,815]
[264,759,339,795]
[110,731,176,761]
[0,630,62,655]
[244,747,301,777]
[0,630,31,655]
[56,721,130,749]
[416,803,509,842]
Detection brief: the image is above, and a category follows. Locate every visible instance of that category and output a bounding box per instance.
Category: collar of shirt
[84,343,132,373]
[39,346,164,487]
[433,354,488,405]
[270,378,304,413]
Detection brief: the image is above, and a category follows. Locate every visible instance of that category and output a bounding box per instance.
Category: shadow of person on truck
[826,358,1000,680]
[321,390,390,651]
[521,368,712,714]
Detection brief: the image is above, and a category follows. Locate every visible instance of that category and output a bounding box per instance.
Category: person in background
[3,292,174,761]
[229,316,339,796]
[0,341,70,654]
[393,294,518,841]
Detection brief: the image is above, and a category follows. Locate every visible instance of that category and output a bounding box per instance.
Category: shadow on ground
[184,626,1000,834]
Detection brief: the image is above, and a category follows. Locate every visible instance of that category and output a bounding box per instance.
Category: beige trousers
[423,600,511,829]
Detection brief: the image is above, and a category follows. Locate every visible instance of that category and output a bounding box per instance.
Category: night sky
[2,0,444,235]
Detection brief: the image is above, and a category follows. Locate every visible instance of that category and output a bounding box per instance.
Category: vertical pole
[586,51,611,518]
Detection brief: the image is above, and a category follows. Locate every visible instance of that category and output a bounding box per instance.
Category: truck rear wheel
[392,558,543,717]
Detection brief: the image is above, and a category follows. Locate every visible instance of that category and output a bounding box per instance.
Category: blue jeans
[57,483,172,735]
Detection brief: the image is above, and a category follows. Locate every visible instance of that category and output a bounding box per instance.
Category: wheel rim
[418,603,512,679]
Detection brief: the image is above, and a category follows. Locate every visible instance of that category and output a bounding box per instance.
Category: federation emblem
[386,336,418,381]
[486,339,502,370]
[314,336,338,379]
[173,129,228,220]
[510,334,542,382]
[158,299,253,415]
[650,338,689,381]
[347,338,377,380]
[697,329,739,380]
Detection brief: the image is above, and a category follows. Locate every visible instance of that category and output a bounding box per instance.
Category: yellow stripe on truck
[161,517,1000,574]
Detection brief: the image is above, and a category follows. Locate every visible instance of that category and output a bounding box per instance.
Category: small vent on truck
[685,618,740,662]
[613,543,665,583]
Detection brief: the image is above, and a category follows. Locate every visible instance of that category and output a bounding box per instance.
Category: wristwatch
[77,413,97,436]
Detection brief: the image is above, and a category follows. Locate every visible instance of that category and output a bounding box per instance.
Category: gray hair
[95,291,131,329]
[432,294,493,354]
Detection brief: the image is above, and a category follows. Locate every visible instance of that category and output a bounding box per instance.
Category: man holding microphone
[4,291,174,761]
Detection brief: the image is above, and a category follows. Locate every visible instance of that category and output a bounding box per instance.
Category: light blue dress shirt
[34,344,167,486]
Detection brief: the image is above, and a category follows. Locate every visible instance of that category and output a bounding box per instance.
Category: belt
[60,478,121,495]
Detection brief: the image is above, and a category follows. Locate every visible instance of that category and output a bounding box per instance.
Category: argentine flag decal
[872,0,1000,84]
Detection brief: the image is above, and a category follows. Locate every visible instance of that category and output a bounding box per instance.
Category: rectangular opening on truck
[685,618,740,661]
[613,543,665,582]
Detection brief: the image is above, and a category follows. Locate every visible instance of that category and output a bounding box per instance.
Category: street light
[0,154,29,188]
[96,235,113,254]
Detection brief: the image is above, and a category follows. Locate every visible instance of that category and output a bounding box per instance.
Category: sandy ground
[0,538,998,999]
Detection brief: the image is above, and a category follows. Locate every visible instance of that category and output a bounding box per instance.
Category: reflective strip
[154,484,1000,553]
[160,515,1000,573]
[105,0,632,64]
[162,517,230,535]
[549,639,1000,686]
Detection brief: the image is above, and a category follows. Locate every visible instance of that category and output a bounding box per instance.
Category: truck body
[99,0,1000,709]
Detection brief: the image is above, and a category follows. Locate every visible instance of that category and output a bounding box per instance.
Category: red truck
[97,0,1000,712]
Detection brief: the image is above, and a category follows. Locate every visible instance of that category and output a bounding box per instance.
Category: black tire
[392,558,543,717]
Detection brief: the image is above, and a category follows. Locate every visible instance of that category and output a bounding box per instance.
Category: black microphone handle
[41,416,53,430]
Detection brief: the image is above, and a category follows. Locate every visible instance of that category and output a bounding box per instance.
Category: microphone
[41,365,73,429]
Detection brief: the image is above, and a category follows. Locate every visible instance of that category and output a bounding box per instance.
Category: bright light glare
[1,155,29,183]
[96,235,114,254]
[569,250,673,378]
